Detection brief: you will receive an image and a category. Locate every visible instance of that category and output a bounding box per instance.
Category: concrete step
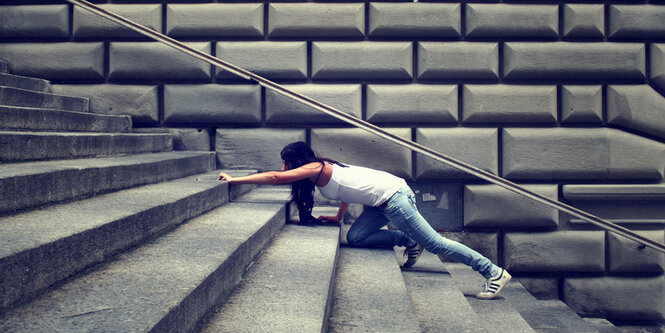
[0,61,8,73]
[201,223,340,332]
[501,280,618,333]
[0,73,50,93]
[0,191,287,332]
[443,263,537,333]
[0,170,238,313]
[0,105,132,133]
[0,151,215,214]
[328,247,421,333]
[0,131,174,162]
[0,86,88,112]
[398,250,489,332]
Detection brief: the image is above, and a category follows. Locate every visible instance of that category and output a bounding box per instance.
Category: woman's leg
[347,206,414,248]
[383,187,500,279]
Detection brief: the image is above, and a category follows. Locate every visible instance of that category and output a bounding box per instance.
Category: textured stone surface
[608,85,665,140]
[368,3,461,38]
[502,128,665,180]
[0,87,89,113]
[0,43,104,80]
[564,276,665,321]
[74,4,161,38]
[561,85,603,124]
[504,231,605,272]
[503,42,646,81]
[266,84,361,124]
[465,4,558,39]
[563,4,604,39]
[652,44,665,91]
[439,232,499,264]
[567,201,665,226]
[216,42,307,80]
[417,42,498,80]
[110,42,211,81]
[462,85,557,124]
[563,184,665,202]
[607,231,665,273]
[310,128,412,179]
[464,184,559,228]
[215,128,306,171]
[203,224,338,332]
[517,277,559,300]
[312,42,413,80]
[415,128,498,180]
[367,84,457,124]
[134,128,211,151]
[0,5,69,38]
[328,248,420,333]
[268,3,364,38]
[50,84,159,124]
[164,84,261,125]
[166,3,263,38]
[609,5,665,40]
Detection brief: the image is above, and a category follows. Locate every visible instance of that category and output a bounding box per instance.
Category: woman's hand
[218,172,233,182]
[318,215,341,223]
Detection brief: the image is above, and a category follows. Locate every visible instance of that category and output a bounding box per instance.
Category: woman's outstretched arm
[218,162,321,185]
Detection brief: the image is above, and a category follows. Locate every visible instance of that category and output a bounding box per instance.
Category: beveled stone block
[166,4,263,38]
[216,42,307,80]
[0,43,104,81]
[563,184,665,202]
[134,128,212,151]
[502,128,665,181]
[438,232,498,264]
[74,4,161,38]
[49,84,159,124]
[215,129,306,171]
[268,3,364,38]
[368,3,461,38]
[609,5,665,40]
[311,42,413,80]
[0,5,69,38]
[504,231,605,272]
[464,184,559,228]
[415,128,498,180]
[266,84,361,124]
[109,42,212,81]
[607,85,665,140]
[462,85,556,124]
[417,42,499,80]
[367,85,457,124]
[465,4,558,39]
[563,4,604,39]
[164,84,261,124]
[504,42,646,81]
[561,85,602,124]
[650,44,665,93]
[608,231,665,273]
[310,128,412,179]
[564,276,665,321]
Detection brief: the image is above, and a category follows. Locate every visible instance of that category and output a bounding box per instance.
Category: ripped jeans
[346,186,500,279]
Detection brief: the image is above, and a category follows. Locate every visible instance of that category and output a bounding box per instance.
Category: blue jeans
[346,186,500,279]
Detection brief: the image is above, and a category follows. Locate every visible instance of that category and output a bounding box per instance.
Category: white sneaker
[476,269,511,299]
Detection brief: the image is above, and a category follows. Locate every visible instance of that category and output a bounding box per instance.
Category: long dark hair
[280,142,342,224]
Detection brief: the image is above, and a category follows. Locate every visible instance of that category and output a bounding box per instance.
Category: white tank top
[317,163,407,207]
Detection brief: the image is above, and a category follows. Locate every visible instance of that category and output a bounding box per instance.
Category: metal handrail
[66,0,665,254]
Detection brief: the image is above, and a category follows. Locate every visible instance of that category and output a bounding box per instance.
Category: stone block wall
[2,0,665,322]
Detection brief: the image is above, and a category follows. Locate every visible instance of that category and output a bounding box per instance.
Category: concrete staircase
[0,62,627,332]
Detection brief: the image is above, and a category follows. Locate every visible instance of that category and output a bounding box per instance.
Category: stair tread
[0,170,243,312]
[0,72,50,92]
[0,131,174,162]
[0,151,215,214]
[0,105,132,133]
[401,251,489,333]
[0,192,287,332]
[202,224,340,332]
[0,86,88,112]
[444,263,537,333]
[328,247,421,333]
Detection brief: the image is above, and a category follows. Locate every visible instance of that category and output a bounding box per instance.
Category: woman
[217,141,510,299]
